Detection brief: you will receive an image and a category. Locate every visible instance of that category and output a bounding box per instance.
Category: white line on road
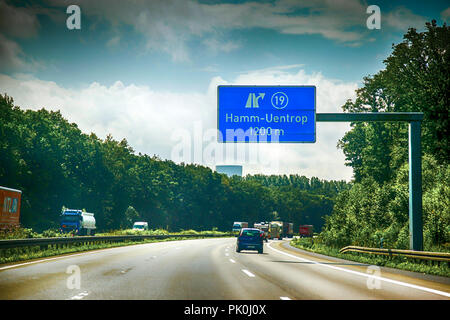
[229,259,236,263]
[267,242,450,298]
[242,269,256,278]
[280,296,291,300]
[0,250,114,271]
[69,291,89,300]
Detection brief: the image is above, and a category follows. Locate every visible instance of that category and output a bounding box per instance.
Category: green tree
[339,20,450,184]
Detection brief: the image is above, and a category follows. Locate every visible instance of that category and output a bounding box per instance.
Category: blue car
[236,228,264,254]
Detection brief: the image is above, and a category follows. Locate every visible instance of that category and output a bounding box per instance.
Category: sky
[1,0,449,181]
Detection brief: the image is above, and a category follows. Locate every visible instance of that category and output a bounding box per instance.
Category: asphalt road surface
[0,237,449,300]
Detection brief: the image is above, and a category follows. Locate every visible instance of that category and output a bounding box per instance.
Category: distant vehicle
[282,222,294,238]
[253,222,269,242]
[60,209,96,235]
[132,221,149,230]
[236,228,264,254]
[268,221,282,239]
[299,225,314,237]
[232,221,248,234]
[0,186,22,229]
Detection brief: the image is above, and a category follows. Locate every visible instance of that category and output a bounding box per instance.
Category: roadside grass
[97,228,231,237]
[0,226,232,240]
[290,237,450,278]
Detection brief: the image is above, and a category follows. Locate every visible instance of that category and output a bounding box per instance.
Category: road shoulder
[272,240,450,291]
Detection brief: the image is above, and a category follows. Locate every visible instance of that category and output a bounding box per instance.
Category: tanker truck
[60,209,96,236]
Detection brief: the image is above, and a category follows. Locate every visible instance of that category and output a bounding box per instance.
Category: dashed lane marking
[242,269,256,278]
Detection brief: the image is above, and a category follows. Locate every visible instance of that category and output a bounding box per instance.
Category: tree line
[320,21,449,250]
[0,94,349,232]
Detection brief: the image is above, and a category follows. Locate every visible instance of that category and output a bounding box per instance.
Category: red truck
[0,186,22,229]
[299,225,313,237]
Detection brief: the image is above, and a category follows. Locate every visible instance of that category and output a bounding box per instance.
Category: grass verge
[290,237,450,278]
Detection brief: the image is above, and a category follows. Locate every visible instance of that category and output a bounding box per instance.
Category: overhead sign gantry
[217,85,424,251]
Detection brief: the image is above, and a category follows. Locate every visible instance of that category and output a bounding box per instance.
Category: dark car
[236,228,264,254]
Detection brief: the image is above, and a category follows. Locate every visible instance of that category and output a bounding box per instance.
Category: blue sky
[1,0,449,180]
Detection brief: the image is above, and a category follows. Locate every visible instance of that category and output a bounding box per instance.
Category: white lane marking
[69,291,89,300]
[267,242,450,298]
[242,269,256,278]
[0,250,113,271]
[225,253,229,257]
[229,259,236,263]
[280,296,291,300]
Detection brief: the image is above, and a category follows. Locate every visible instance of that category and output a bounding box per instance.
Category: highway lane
[0,237,449,300]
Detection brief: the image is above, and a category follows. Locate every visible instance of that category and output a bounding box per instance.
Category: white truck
[232,221,248,234]
[132,221,149,231]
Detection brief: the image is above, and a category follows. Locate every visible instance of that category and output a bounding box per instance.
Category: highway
[0,237,449,300]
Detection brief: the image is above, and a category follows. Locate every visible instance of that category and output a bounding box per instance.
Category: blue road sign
[217,85,316,143]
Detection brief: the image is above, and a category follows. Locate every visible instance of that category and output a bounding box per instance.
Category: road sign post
[409,120,423,251]
[316,113,424,251]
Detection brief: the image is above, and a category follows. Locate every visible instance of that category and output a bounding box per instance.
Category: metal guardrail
[339,246,450,263]
[0,233,230,250]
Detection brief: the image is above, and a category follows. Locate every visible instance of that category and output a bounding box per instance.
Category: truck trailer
[299,225,314,237]
[268,221,282,239]
[253,222,269,242]
[0,186,22,229]
[60,209,96,235]
[232,221,248,234]
[282,222,294,238]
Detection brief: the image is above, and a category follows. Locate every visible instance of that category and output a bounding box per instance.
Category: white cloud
[0,1,44,72]
[384,7,427,31]
[0,33,44,73]
[203,38,240,54]
[0,1,40,39]
[106,36,120,47]
[0,67,357,181]
[39,0,373,61]
[0,34,27,71]
[441,7,450,21]
[4,0,429,64]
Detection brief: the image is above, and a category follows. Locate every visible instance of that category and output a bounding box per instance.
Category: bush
[320,155,449,252]
[0,226,39,239]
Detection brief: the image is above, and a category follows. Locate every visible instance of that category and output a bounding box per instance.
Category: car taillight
[260,233,264,238]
